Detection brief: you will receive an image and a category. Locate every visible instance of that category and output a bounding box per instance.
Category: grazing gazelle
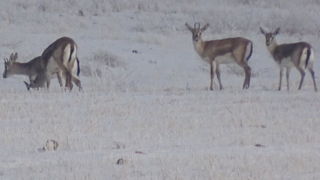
[3,53,47,86]
[24,37,82,90]
[260,27,317,91]
[24,57,80,90]
[185,22,253,90]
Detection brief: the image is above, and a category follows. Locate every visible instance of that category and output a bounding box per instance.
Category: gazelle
[24,57,80,90]
[24,37,82,90]
[186,22,253,90]
[3,53,47,86]
[260,27,317,91]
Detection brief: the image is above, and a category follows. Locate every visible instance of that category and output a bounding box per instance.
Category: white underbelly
[215,53,235,64]
[201,53,235,64]
[279,58,294,68]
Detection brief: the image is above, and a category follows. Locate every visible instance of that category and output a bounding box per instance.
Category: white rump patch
[71,45,77,63]
[300,47,314,68]
[62,43,78,75]
[245,42,252,61]
[71,58,79,77]
[63,44,72,66]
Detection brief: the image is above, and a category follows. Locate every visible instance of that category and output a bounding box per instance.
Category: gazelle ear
[9,52,17,62]
[10,53,14,61]
[14,52,18,60]
[185,23,193,32]
[201,23,209,32]
[274,27,280,35]
[260,27,266,35]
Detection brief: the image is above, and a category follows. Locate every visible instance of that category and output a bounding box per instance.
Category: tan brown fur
[3,53,47,86]
[186,22,253,90]
[27,37,82,90]
[260,27,317,91]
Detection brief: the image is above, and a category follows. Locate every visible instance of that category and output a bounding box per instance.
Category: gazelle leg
[309,68,317,92]
[278,68,284,91]
[51,57,73,90]
[65,71,73,90]
[242,64,251,89]
[210,60,215,91]
[71,75,82,91]
[286,68,290,91]
[233,53,251,89]
[216,64,223,90]
[297,67,306,90]
[57,71,63,87]
[46,79,51,89]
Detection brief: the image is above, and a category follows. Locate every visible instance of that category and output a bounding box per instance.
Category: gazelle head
[23,71,48,91]
[260,27,280,46]
[24,81,31,91]
[185,22,210,42]
[3,52,18,78]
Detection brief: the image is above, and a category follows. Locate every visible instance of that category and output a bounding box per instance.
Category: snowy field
[1,0,320,179]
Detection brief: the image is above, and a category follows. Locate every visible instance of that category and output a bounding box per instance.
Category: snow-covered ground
[1,0,320,179]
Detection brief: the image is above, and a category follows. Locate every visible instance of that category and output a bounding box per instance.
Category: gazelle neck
[193,38,205,57]
[11,63,31,76]
[267,39,278,55]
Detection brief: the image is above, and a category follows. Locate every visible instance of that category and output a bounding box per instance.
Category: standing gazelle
[3,37,81,91]
[25,37,82,90]
[186,22,253,90]
[260,27,317,91]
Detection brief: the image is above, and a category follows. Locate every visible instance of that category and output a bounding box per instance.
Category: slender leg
[52,57,73,90]
[309,68,317,92]
[69,76,73,90]
[297,67,306,90]
[71,76,82,91]
[65,71,73,90]
[65,72,69,87]
[216,64,223,90]
[243,64,251,89]
[278,68,283,91]
[57,71,63,87]
[46,79,51,89]
[286,68,290,91]
[231,52,251,89]
[210,60,215,91]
